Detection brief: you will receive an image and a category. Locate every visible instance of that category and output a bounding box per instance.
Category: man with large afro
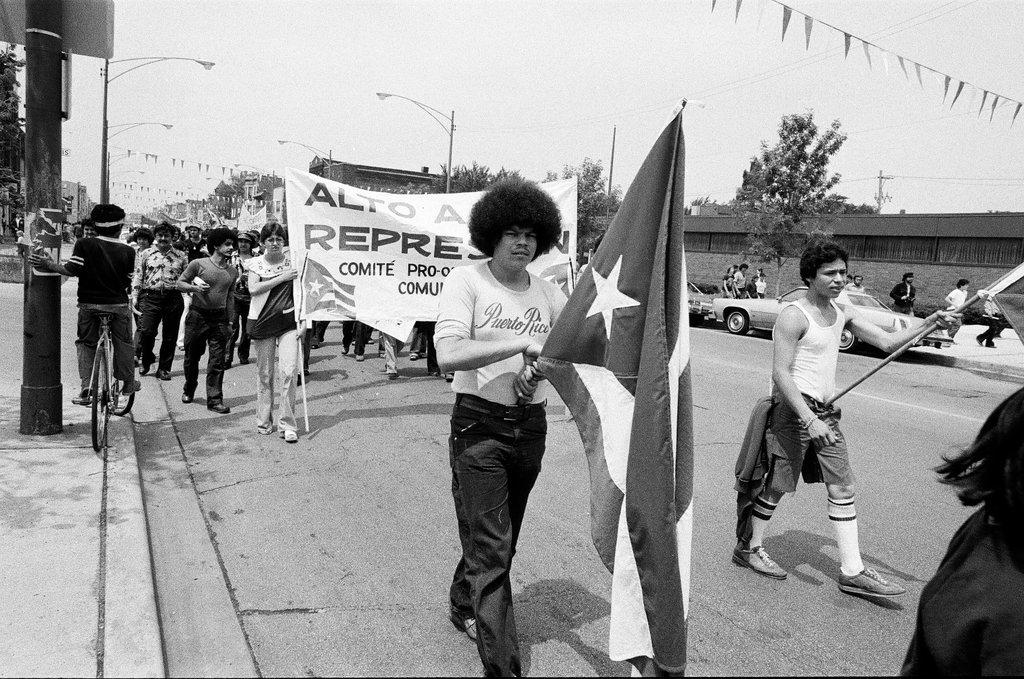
[434,178,567,676]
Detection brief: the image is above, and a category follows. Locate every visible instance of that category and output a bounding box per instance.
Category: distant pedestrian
[845,274,866,293]
[133,221,188,380]
[754,268,768,298]
[889,272,916,315]
[943,279,969,340]
[246,222,303,442]
[176,227,238,414]
[901,386,1024,676]
[976,297,1005,348]
[734,263,750,298]
[722,264,737,298]
[226,230,257,368]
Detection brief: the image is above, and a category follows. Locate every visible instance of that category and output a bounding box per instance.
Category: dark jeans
[182,307,229,403]
[227,294,251,364]
[76,304,135,390]
[312,320,330,344]
[413,321,439,373]
[341,320,355,352]
[138,289,185,372]
[977,315,1005,345]
[448,393,546,678]
[352,321,374,357]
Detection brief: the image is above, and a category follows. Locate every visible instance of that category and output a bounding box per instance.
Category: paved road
[133,318,1018,677]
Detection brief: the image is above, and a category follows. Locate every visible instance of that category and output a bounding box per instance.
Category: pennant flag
[979,90,989,117]
[880,50,890,76]
[861,40,872,69]
[897,56,908,80]
[951,81,965,107]
[843,33,851,58]
[540,110,693,674]
[711,0,717,11]
[1013,103,1022,127]
[990,95,999,122]
[302,256,357,318]
[914,62,924,87]
[984,261,1024,344]
[803,14,813,48]
[942,75,951,102]
[755,0,767,29]
[734,0,742,21]
[781,6,792,41]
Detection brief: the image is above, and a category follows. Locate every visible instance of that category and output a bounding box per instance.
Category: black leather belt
[455,393,545,421]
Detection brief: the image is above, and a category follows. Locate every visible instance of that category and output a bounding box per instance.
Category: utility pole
[22,0,64,434]
[606,125,616,216]
[875,170,893,213]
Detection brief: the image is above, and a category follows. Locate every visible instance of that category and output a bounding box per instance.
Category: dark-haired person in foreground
[435,179,566,677]
[176,227,238,414]
[902,385,1024,675]
[734,242,957,598]
[29,204,140,405]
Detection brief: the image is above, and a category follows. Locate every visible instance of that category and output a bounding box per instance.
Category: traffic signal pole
[21,0,64,434]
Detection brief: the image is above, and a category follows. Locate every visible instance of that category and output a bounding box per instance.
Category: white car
[711,287,953,352]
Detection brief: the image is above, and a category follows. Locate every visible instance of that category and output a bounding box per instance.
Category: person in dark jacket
[889,272,916,315]
[902,386,1024,676]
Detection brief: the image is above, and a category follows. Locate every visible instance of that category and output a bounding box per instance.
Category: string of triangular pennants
[116,147,245,178]
[711,0,1023,127]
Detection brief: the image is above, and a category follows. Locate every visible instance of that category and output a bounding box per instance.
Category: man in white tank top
[733,242,958,599]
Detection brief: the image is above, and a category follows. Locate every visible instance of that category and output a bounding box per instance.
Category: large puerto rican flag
[539,109,693,674]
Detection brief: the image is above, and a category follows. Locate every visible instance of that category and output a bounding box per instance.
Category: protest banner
[284,168,577,340]
[238,205,266,232]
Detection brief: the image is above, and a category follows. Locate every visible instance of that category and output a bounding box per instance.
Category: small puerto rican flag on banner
[540,109,693,675]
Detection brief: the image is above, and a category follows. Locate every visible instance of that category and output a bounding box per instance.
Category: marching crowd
[26,187,1024,676]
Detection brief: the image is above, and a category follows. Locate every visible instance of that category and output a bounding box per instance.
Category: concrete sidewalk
[0,282,163,678]
[907,322,1024,381]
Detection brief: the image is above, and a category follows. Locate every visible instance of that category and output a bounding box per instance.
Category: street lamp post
[101,57,214,202]
[277,140,333,180]
[376,92,455,193]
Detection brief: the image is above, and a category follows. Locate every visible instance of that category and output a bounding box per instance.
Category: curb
[916,353,1024,383]
[103,410,166,677]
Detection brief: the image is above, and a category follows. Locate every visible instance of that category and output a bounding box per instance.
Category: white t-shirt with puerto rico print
[435,262,566,406]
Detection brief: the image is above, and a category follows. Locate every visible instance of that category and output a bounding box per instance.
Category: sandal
[257,425,273,435]
[283,430,299,443]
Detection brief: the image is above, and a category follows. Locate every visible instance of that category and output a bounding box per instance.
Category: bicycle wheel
[91,342,109,453]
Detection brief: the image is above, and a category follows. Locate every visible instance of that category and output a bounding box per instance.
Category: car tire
[725,309,749,335]
[839,329,857,352]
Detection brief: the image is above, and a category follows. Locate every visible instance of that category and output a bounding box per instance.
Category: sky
[48,0,1024,215]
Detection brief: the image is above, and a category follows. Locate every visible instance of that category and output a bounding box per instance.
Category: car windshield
[779,289,806,303]
[846,293,888,310]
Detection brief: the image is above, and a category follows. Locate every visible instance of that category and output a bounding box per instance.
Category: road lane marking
[846,391,985,423]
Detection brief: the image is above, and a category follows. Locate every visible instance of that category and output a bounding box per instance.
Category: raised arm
[844,304,956,354]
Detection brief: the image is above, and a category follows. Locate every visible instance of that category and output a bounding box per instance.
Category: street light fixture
[101,56,215,202]
[108,122,174,139]
[376,92,455,193]
[277,139,333,180]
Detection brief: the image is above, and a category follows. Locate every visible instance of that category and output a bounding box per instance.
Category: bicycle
[89,312,135,454]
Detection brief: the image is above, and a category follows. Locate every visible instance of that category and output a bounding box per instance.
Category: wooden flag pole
[824,292,984,408]
[297,333,310,433]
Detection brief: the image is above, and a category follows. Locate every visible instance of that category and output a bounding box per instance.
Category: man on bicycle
[30,204,140,405]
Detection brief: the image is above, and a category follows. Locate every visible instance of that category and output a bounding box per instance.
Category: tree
[0,47,24,233]
[436,162,522,193]
[547,157,620,261]
[738,111,847,295]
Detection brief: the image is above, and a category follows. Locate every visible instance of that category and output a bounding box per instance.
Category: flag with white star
[301,255,357,318]
[985,260,1024,344]
[540,109,693,675]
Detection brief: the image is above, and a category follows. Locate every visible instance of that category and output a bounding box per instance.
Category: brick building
[683,212,1024,309]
